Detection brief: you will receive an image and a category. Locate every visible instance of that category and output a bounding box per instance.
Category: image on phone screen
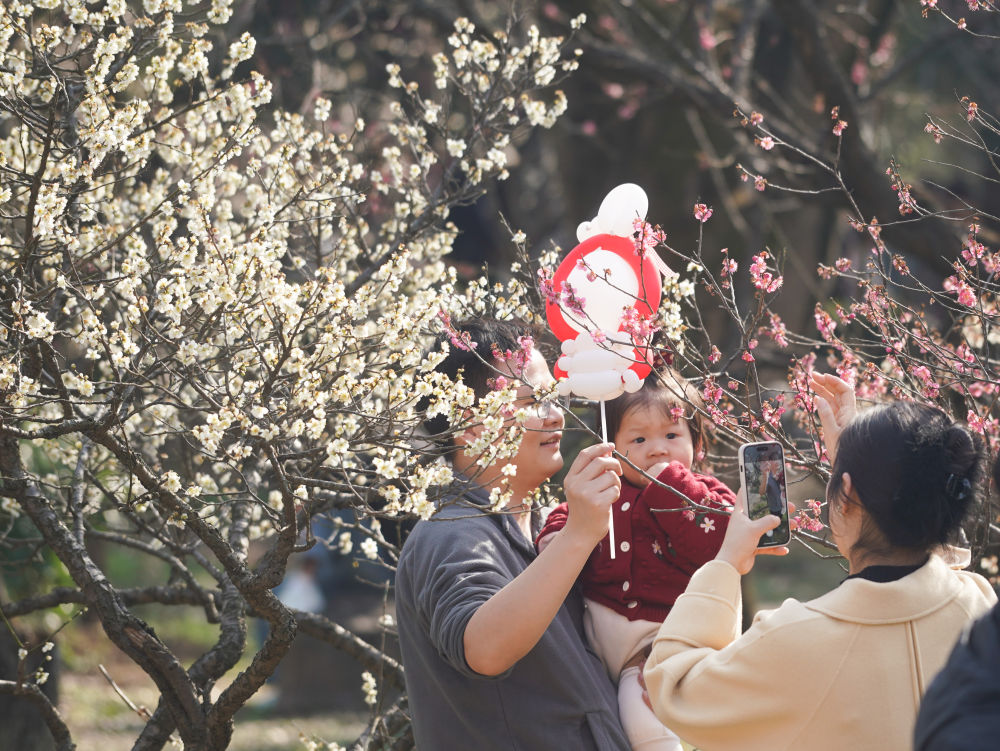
[741,442,790,546]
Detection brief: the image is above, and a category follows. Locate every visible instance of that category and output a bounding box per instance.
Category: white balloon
[556,331,648,402]
[576,183,648,241]
[622,369,642,393]
[562,248,639,335]
[598,183,648,238]
[575,220,598,242]
[564,371,625,402]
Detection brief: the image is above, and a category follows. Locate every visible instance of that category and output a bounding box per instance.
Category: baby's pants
[618,667,683,751]
[585,600,684,751]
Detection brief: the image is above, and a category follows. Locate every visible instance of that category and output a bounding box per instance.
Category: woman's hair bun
[941,424,977,477]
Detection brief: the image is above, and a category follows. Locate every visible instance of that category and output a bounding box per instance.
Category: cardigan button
[620,502,631,511]
[626,600,638,609]
[620,541,630,553]
[622,581,630,592]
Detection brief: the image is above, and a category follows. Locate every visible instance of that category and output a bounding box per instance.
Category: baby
[537,372,734,751]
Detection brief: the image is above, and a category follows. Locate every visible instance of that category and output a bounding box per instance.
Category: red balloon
[545,233,661,381]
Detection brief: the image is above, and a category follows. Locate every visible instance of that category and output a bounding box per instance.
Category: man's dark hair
[421,317,536,440]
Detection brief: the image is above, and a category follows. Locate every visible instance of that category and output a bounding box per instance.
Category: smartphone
[738,441,791,547]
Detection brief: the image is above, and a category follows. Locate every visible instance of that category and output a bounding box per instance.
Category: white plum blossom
[361,671,378,706]
[0,5,586,746]
[360,538,379,560]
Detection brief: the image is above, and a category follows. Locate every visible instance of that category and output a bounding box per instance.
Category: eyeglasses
[531,395,568,419]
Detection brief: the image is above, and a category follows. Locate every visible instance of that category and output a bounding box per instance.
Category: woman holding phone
[642,373,997,751]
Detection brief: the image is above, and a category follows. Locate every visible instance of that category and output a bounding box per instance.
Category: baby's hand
[645,461,671,482]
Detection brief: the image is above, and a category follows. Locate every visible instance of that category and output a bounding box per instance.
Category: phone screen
[741,442,790,547]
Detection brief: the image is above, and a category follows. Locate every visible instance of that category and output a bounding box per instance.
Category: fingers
[812,390,834,418]
[752,512,782,536]
[570,442,622,480]
[588,467,621,499]
[810,373,856,411]
[756,545,790,557]
[732,487,748,517]
[810,371,848,391]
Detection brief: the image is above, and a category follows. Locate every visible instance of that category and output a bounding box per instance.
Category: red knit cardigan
[538,462,735,622]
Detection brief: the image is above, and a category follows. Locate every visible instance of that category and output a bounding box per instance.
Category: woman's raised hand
[809,372,857,465]
[715,490,790,575]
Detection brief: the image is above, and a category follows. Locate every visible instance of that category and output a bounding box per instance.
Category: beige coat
[644,555,996,751]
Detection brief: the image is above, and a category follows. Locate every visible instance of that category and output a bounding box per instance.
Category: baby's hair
[603,368,709,464]
[828,400,985,556]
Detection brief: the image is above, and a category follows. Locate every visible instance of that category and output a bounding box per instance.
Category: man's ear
[454,410,483,449]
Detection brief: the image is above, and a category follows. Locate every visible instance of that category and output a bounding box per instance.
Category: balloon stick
[601,399,617,560]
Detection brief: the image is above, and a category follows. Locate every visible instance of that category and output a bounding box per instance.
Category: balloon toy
[544,183,669,558]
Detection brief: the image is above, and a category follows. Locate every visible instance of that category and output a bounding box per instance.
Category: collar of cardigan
[804,554,964,624]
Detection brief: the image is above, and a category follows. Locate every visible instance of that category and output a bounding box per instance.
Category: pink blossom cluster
[833,354,858,388]
[749,251,782,293]
[761,395,786,429]
[962,225,988,267]
[952,343,976,374]
[830,106,848,136]
[437,310,477,351]
[911,364,940,399]
[491,334,535,376]
[943,275,977,307]
[790,499,825,533]
[537,267,558,305]
[967,376,997,399]
[760,311,789,348]
[967,410,1000,436]
[885,165,916,215]
[738,171,767,191]
[720,249,737,277]
[576,256,598,282]
[632,218,666,259]
[693,203,713,223]
[620,305,660,341]
[702,377,724,405]
[559,280,587,318]
[814,306,838,342]
[698,26,717,50]
[962,240,987,267]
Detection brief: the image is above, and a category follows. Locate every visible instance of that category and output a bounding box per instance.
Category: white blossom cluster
[360,670,378,707]
[0,1,584,603]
